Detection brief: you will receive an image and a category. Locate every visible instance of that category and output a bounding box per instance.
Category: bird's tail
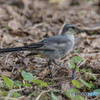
[0,46,30,53]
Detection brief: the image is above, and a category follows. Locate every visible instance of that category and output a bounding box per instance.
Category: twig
[77,59,87,68]
[35,90,51,100]
[94,95,100,100]
[0,97,16,100]
[12,88,25,92]
[5,53,11,64]
[5,90,12,100]
[0,40,4,48]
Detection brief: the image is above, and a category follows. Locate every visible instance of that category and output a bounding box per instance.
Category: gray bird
[0,24,85,77]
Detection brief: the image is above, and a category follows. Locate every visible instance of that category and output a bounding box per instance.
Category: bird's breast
[59,39,74,58]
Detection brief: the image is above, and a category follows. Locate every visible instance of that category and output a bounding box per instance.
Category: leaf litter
[0,0,100,100]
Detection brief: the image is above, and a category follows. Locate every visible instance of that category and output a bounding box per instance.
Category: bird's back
[36,35,74,59]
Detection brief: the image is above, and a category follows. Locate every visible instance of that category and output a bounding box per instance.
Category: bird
[0,24,85,77]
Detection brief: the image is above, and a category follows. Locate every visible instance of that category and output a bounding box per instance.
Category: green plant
[21,70,34,82]
[72,80,81,88]
[68,56,83,69]
[51,92,58,100]
[1,75,13,89]
[66,88,84,100]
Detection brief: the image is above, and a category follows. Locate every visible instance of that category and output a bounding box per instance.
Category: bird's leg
[48,59,52,77]
[52,59,63,68]
[72,66,77,80]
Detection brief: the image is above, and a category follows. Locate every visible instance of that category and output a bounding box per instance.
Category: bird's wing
[0,35,71,53]
[28,35,71,50]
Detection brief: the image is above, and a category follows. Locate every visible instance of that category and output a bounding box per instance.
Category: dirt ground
[0,0,100,100]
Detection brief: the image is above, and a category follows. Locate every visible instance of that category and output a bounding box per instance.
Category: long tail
[0,46,30,53]
[0,42,43,53]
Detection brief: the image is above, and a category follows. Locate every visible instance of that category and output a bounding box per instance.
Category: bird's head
[61,24,85,35]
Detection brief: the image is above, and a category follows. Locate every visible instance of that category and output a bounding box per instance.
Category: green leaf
[11,91,21,98]
[1,75,13,89]
[5,25,11,30]
[51,92,58,100]
[65,88,84,100]
[32,92,37,96]
[32,79,47,87]
[81,68,86,72]
[21,70,34,82]
[93,89,100,94]
[72,80,81,88]
[79,79,92,88]
[14,81,22,88]
[66,88,79,97]
[47,82,55,85]
[86,72,96,80]
[0,90,8,96]
[34,55,40,57]
[68,62,75,69]
[66,88,80,98]
[74,50,80,53]
[77,67,79,71]
[23,83,32,87]
[72,56,83,63]
[89,82,94,88]
[53,89,61,92]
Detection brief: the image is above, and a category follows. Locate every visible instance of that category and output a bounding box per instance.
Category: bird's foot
[52,60,63,68]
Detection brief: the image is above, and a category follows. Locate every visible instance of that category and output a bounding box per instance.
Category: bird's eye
[71,27,75,29]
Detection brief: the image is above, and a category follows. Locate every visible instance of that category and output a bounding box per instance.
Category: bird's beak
[77,28,85,33]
